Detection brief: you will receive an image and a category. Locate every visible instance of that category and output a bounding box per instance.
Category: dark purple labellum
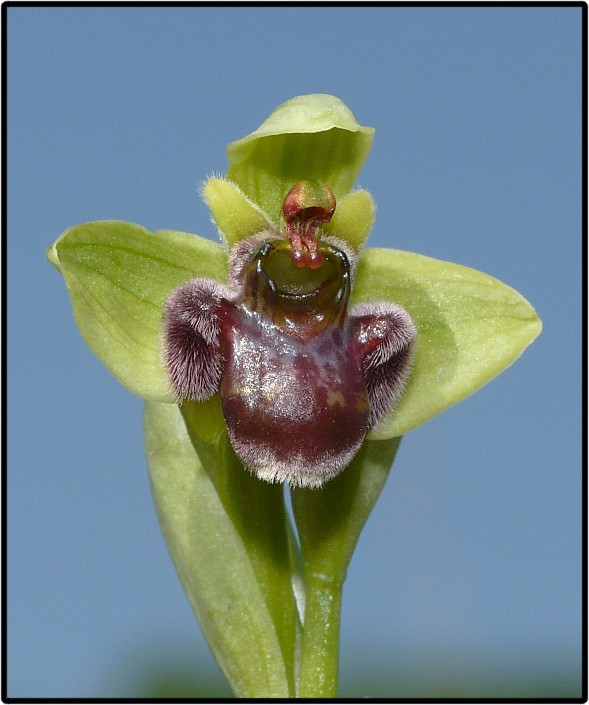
[217,238,369,487]
[163,189,417,488]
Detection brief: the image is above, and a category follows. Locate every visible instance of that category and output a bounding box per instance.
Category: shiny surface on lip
[239,239,351,342]
[219,303,369,487]
[261,242,341,297]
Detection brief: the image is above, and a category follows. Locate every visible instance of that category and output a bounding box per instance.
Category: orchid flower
[47,94,541,698]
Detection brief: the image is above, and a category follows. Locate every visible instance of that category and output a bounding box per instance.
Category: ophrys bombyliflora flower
[163,181,416,487]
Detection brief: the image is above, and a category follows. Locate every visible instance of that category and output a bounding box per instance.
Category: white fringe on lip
[228,430,364,489]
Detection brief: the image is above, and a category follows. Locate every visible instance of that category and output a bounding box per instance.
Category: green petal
[226,94,374,223]
[352,249,542,439]
[144,401,290,698]
[323,189,376,250]
[47,221,227,402]
[203,177,272,246]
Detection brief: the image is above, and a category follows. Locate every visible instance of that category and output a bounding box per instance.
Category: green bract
[47,94,542,698]
[145,401,291,697]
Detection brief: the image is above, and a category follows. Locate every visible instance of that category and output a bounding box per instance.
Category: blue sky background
[7,5,582,698]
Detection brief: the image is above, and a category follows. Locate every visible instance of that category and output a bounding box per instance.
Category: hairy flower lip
[163,221,418,488]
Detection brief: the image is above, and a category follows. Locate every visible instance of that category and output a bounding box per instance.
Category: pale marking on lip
[327,390,346,407]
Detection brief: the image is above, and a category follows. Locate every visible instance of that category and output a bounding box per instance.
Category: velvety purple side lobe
[162,279,228,401]
[350,302,417,428]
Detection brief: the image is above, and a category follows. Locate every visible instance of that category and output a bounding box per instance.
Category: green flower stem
[292,437,402,697]
[297,575,344,698]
